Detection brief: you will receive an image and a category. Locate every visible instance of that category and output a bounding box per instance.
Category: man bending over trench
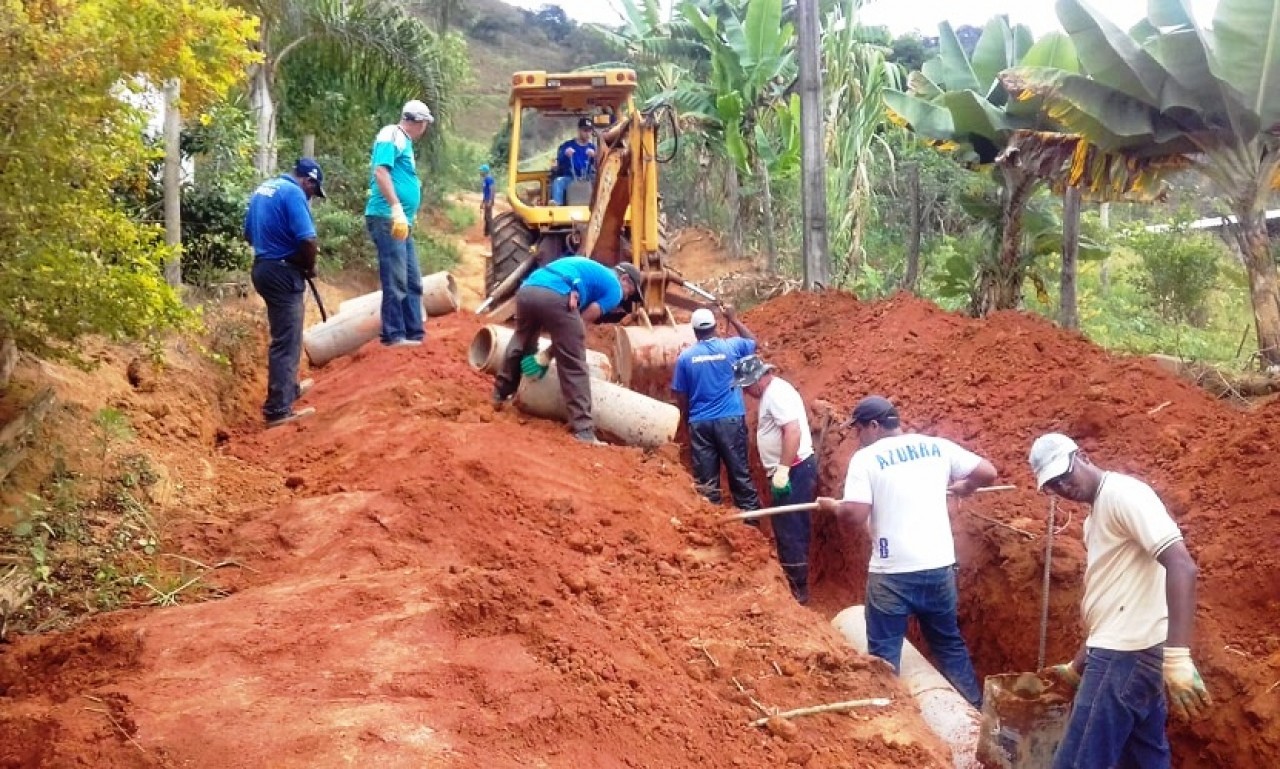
[816,395,997,708]
[1031,433,1211,769]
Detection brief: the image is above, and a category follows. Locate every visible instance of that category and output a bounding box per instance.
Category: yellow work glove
[1041,662,1081,691]
[770,465,791,496]
[390,203,410,241]
[1163,647,1212,720]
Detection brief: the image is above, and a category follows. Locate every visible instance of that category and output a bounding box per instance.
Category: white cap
[402,99,434,123]
[691,308,716,330]
[1029,433,1079,489]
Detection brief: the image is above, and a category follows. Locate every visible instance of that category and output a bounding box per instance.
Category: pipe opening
[468,327,497,371]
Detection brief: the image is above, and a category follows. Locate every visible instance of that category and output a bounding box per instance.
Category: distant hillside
[410,0,624,144]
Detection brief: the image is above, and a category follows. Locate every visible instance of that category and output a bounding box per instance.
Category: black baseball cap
[578,117,594,130]
[848,395,899,427]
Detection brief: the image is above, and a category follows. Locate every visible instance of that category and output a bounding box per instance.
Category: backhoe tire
[486,212,536,297]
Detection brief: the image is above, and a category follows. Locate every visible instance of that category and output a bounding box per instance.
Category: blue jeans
[1052,646,1170,769]
[866,565,983,707]
[770,455,815,604]
[250,259,305,421]
[366,216,424,344]
[549,176,572,205]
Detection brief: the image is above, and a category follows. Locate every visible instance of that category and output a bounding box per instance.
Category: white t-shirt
[1082,472,1183,651]
[756,378,814,472]
[842,433,983,574]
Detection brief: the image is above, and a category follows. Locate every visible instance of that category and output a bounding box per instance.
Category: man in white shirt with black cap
[733,354,814,604]
[816,394,997,707]
[1029,433,1211,769]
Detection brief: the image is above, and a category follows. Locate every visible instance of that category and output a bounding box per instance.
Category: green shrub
[1124,224,1224,326]
[313,206,370,273]
[416,230,461,274]
[443,202,477,233]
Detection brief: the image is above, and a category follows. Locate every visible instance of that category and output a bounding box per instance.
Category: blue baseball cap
[295,158,326,198]
[479,164,490,173]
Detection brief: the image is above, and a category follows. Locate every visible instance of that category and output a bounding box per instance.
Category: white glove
[1163,647,1212,720]
[770,465,791,494]
[390,203,410,241]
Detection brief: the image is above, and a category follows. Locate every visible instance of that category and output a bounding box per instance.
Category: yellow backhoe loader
[477,68,716,392]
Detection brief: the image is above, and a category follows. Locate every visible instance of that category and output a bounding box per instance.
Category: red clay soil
[0,314,950,768]
[745,290,1280,769]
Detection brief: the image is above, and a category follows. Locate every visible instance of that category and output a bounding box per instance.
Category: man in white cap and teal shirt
[816,395,997,707]
[1029,433,1211,768]
[733,354,814,604]
[366,99,434,347]
[671,306,760,513]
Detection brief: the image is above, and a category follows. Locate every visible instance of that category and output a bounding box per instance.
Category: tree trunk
[1059,186,1081,330]
[902,162,922,292]
[757,154,777,272]
[974,168,1038,315]
[302,134,316,158]
[162,78,183,288]
[796,0,830,288]
[250,62,276,177]
[725,162,744,259]
[1233,211,1280,368]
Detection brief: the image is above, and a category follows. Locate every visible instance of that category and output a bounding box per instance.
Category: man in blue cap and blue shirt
[366,99,433,347]
[816,394,997,707]
[672,306,760,513]
[244,158,325,428]
[479,163,495,236]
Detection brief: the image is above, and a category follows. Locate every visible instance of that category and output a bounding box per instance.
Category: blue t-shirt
[243,175,316,260]
[482,174,495,203]
[672,337,757,423]
[365,124,422,219]
[556,138,596,178]
[523,256,623,315]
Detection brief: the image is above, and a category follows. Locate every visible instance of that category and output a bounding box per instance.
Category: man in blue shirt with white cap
[244,158,325,428]
[671,306,760,512]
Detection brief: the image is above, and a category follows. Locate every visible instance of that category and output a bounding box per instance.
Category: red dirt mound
[0,313,950,768]
[745,290,1280,769]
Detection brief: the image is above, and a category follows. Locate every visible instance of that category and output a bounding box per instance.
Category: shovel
[720,485,1017,523]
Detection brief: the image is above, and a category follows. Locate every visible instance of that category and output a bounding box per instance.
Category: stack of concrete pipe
[303,272,458,367]
[467,324,680,449]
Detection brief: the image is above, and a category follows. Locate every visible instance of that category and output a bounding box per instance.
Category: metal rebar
[1037,496,1057,670]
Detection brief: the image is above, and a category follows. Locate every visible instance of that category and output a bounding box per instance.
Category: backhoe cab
[481,69,711,335]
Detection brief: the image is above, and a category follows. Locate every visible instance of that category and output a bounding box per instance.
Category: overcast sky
[502,0,1219,37]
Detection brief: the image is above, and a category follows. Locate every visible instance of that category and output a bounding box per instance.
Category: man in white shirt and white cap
[1029,433,1211,769]
[733,354,814,604]
[671,305,759,513]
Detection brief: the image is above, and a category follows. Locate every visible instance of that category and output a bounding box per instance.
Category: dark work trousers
[251,258,306,422]
[482,202,493,236]
[494,286,593,434]
[769,454,815,604]
[689,416,761,510]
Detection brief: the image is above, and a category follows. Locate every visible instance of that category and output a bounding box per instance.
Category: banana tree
[241,0,450,175]
[1001,0,1280,365]
[884,17,1085,313]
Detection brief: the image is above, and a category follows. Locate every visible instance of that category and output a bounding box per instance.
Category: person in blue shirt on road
[366,99,433,348]
[492,257,642,445]
[243,158,325,428]
[550,118,597,205]
[671,306,761,512]
[479,164,496,236]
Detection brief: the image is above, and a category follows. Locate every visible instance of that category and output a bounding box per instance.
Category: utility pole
[162,78,183,288]
[796,0,829,289]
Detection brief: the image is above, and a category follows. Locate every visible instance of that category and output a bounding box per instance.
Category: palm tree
[241,0,451,175]
[1001,0,1280,365]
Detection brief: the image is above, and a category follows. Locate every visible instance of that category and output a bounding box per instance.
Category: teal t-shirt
[365,124,422,219]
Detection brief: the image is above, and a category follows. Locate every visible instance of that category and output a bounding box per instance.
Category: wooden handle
[719,486,1016,523]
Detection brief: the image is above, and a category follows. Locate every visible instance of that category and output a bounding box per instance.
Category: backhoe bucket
[614,324,696,400]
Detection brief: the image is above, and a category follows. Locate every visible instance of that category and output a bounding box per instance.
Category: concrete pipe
[302,308,383,368]
[614,324,695,399]
[515,362,679,448]
[832,606,980,769]
[467,325,614,382]
[336,272,459,317]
